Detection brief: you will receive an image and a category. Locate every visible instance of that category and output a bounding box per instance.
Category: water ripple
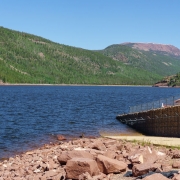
[0,85,180,159]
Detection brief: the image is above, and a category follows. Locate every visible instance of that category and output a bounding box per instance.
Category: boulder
[173,174,180,180]
[57,150,94,165]
[103,139,117,148]
[142,173,169,180]
[92,172,107,180]
[116,154,125,162]
[132,162,156,177]
[173,161,180,168]
[168,149,180,158]
[57,135,66,141]
[78,172,107,180]
[79,172,92,180]
[87,140,106,151]
[161,165,172,172]
[161,160,173,172]
[129,153,144,164]
[65,158,100,179]
[128,147,159,165]
[124,143,132,152]
[96,154,127,174]
[104,150,117,159]
[42,168,66,179]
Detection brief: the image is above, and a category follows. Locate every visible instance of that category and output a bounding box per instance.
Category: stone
[173,174,180,180]
[92,172,107,180]
[57,150,94,165]
[129,153,144,164]
[142,173,169,180]
[57,135,66,141]
[161,165,172,172]
[65,158,100,179]
[122,150,129,158]
[124,143,132,152]
[104,150,117,159]
[128,147,159,165]
[87,140,106,151]
[96,154,127,174]
[103,140,117,148]
[132,162,156,177]
[79,172,92,180]
[173,161,180,168]
[115,154,125,162]
[160,159,172,173]
[172,149,180,159]
[42,168,66,179]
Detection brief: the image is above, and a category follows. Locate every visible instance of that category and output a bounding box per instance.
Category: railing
[129,95,180,113]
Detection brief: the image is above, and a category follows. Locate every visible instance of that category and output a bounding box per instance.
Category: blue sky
[0,0,180,50]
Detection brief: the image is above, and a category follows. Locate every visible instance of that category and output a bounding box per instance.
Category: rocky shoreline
[1,136,180,180]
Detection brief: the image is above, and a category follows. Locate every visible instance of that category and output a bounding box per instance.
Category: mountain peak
[121,42,180,56]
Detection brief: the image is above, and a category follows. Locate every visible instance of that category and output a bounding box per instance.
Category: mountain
[0,27,161,85]
[98,43,180,77]
[122,42,180,57]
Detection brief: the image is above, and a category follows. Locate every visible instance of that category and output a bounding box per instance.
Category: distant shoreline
[1,83,179,87]
[0,83,152,87]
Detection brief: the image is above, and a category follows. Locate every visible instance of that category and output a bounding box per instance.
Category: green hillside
[0,27,163,85]
[98,44,180,77]
[153,72,180,87]
[168,73,180,86]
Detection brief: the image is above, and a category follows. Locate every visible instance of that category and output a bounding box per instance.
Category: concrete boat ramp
[104,135,180,147]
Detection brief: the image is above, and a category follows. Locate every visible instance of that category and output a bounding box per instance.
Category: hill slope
[98,43,180,77]
[0,27,162,85]
[154,73,180,87]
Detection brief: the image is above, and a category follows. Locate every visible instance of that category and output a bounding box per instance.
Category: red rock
[96,154,127,174]
[42,168,66,179]
[169,149,180,158]
[132,162,156,177]
[116,154,124,162]
[79,172,92,180]
[87,140,106,151]
[128,147,159,165]
[92,172,107,180]
[103,139,117,148]
[161,165,172,172]
[65,157,100,179]
[122,150,129,158]
[173,161,180,168]
[88,149,105,156]
[57,135,66,141]
[142,173,169,180]
[107,144,120,151]
[173,174,180,180]
[124,143,132,152]
[72,139,84,146]
[161,160,172,172]
[104,150,117,159]
[57,150,94,165]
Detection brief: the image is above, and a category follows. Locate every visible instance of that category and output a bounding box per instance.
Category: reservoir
[0,85,179,159]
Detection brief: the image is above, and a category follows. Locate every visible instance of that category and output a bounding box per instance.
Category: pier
[116,96,180,137]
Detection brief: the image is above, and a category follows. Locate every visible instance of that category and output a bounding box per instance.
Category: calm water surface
[0,85,179,159]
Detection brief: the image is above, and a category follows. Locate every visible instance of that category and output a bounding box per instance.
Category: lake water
[0,85,180,159]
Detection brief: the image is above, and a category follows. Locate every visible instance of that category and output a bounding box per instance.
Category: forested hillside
[98,44,180,77]
[0,27,168,85]
[154,73,180,87]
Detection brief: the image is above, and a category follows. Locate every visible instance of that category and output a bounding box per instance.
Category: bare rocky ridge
[1,136,180,180]
[122,42,180,57]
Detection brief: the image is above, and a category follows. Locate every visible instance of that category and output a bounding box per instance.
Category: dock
[116,96,180,137]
